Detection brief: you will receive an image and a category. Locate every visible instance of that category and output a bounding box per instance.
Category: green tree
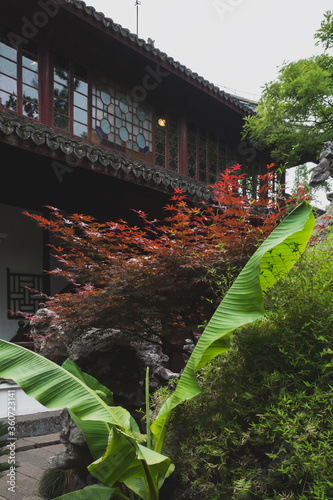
[243,10,333,170]
[314,10,333,50]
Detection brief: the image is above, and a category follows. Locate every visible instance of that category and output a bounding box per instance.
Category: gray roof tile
[60,0,256,114]
[0,110,212,201]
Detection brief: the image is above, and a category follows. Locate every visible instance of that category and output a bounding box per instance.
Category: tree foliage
[314,10,333,50]
[243,10,333,170]
[155,229,333,499]
[25,165,283,353]
[0,201,315,500]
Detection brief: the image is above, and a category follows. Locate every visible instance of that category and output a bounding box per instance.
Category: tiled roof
[61,0,256,115]
[0,110,212,200]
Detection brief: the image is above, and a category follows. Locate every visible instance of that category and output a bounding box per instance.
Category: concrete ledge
[0,409,62,439]
[15,432,61,451]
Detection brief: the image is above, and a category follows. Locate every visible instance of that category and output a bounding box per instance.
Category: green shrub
[157,234,333,499]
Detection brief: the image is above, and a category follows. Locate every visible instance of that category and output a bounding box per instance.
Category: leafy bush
[156,232,333,499]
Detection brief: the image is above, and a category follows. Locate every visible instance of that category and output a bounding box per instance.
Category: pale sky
[84,0,333,207]
[85,0,332,100]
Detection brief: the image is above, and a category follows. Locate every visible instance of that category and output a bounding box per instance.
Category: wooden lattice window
[154,107,179,172]
[91,81,153,162]
[7,269,45,319]
[187,122,227,183]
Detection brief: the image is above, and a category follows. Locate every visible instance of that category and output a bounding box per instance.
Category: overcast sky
[85,0,332,100]
[85,0,333,207]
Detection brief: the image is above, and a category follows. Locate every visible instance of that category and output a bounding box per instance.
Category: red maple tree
[25,164,288,356]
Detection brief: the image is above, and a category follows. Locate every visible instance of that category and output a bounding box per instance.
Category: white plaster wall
[0,203,43,340]
[0,383,54,417]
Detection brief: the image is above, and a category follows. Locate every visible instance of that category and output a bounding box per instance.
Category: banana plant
[0,202,314,499]
[151,201,315,453]
[0,347,172,500]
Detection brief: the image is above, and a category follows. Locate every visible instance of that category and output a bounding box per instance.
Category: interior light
[158,118,166,127]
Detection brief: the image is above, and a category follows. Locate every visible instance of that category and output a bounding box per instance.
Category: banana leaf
[0,343,172,498]
[88,426,173,500]
[0,344,132,433]
[53,484,128,500]
[68,410,111,461]
[63,358,113,405]
[151,201,315,453]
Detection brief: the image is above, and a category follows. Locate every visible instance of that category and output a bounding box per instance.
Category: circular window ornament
[136,106,146,122]
[137,133,146,149]
[100,90,111,105]
[119,98,129,114]
[101,119,111,134]
[119,126,129,142]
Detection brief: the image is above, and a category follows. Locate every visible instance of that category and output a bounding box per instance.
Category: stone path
[0,433,64,500]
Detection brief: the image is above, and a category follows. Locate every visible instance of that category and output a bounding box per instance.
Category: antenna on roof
[135,0,141,36]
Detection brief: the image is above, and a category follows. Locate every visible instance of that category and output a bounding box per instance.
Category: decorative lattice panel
[7,269,45,319]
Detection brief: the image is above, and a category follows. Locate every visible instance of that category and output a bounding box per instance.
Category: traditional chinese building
[0,0,272,341]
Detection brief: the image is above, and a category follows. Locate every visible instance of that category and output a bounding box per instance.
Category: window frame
[0,34,40,121]
[52,51,90,140]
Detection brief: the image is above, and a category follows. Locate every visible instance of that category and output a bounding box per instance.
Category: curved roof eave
[0,109,213,201]
[60,0,257,116]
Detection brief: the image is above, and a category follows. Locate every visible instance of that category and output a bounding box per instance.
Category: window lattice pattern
[208,134,218,183]
[155,109,179,172]
[187,123,197,179]
[92,83,153,161]
[7,269,44,319]
[198,128,207,182]
[187,122,227,182]
[155,119,166,168]
[168,113,179,172]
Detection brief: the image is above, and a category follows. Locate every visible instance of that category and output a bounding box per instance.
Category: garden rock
[48,409,92,470]
[309,140,333,192]
[47,408,95,491]
[31,308,179,407]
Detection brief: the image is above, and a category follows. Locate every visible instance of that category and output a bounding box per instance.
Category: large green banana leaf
[0,345,132,433]
[0,343,172,498]
[53,484,128,500]
[88,426,174,500]
[151,201,315,453]
[63,358,113,405]
[68,410,111,461]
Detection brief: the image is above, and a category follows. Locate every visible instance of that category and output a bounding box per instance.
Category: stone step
[0,410,62,439]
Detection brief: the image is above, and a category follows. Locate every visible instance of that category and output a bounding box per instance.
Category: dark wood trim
[39,32,50,125]
[42,208,51,297]
[178,114,187,177]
